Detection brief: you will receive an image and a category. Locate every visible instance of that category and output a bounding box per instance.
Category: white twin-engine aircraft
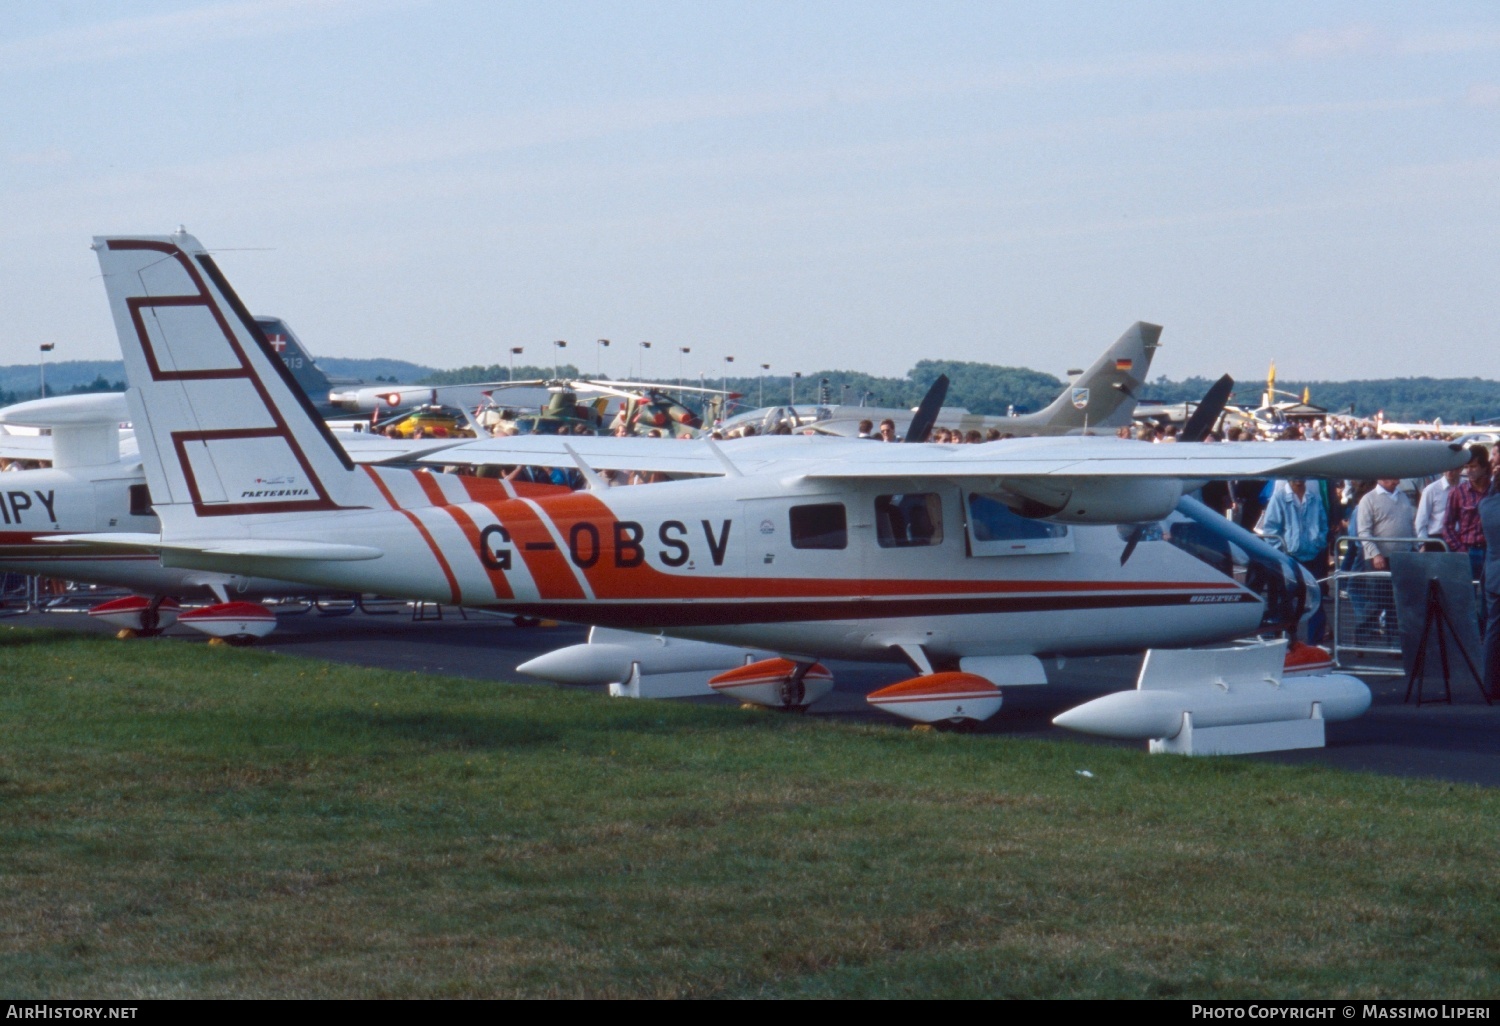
[81,233,1465,746]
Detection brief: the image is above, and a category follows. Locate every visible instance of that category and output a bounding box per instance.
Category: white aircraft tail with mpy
[93,234,382,532]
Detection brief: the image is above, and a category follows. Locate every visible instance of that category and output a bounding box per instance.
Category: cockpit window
[965,492,1072,556]
[875,493,943,548]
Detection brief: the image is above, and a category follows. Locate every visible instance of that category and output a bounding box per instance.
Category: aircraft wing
[0,433,57,461]
[337,433,472,464]
[422,434,735,475]
[422,433,1466,484]
[796,437,1467,482]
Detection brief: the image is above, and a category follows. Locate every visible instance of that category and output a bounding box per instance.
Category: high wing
[427,431,1464,483]
[422,434,740,475]
[791,436,1465,482]
[0,432,60,462]
[336,432,471,464]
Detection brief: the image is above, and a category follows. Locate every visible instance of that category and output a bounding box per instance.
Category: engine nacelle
[1002,476,1183,525]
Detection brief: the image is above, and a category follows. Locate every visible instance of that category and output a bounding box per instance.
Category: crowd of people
[1177,428,1500,698]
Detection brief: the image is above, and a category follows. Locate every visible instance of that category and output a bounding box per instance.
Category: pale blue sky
[2,1,1497,382]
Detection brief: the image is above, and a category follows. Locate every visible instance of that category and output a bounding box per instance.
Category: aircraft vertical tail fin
[93,233,379,529]
[253,316,335,412]
[1030,321,1161,433]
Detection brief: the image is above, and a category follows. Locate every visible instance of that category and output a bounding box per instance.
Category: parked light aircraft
[78,233,1465,725]
[341,376,734,440]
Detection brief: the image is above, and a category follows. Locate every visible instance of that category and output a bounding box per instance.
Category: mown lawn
[0,626,1494,998]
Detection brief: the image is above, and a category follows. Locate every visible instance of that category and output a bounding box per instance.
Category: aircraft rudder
[94,233,369,521]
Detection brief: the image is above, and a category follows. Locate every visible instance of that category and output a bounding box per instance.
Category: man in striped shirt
[1444,445,1492,630]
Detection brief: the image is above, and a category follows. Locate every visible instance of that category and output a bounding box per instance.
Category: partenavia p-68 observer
[78,233,1466,744]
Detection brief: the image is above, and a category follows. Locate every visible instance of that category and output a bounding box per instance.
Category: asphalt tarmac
[9,602,1499,787]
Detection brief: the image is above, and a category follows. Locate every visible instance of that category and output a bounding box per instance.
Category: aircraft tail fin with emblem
[252,315,338,414]
[1020,321,1161,434]
[92,233,389,531]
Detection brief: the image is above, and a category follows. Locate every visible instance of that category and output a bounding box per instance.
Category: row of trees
[0,375,125,409]
[4,359,1497,423]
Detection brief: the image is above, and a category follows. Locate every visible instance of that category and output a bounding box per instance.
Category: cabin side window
[790,503,847,550]
[965,492,1072,556]
[874,493,943,548]
[128,484,157,519]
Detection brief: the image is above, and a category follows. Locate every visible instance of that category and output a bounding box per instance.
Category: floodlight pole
[638,341,652,380]
[678,347,690,390]
[723,355,734,396]
[39,343,54,398]
[791,371,801,407]
[760,363,770,409]
[596,339,610,378]
[552,340,566,380]
[510,346,523,382]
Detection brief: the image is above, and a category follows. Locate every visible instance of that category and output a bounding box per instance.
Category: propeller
[1178,374,1234,443]
[1120,374,1235,565]
[903,374,950,444]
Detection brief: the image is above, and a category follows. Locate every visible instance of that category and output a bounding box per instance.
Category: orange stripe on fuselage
[410,473,515,601]
[455,477,587,601]
[362,466,461,604]
[512,491,1234,602]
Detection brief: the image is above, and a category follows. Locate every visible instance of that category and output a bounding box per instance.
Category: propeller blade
[903,374,950,444]
[1122,375,1234,565]
[1179,374,1234,443]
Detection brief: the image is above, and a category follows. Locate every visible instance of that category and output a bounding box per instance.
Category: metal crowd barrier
[0,573,36,615]
[1328,536,1460,674]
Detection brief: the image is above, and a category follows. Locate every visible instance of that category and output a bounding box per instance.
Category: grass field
[0,625,1496,999]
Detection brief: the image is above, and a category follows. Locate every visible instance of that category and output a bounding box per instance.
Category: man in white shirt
[1415,468,1462,542]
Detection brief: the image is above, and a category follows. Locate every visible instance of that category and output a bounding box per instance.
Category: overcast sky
[1,1,1496,383]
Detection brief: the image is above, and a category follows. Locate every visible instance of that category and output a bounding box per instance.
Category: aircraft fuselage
[162,468,1267,663]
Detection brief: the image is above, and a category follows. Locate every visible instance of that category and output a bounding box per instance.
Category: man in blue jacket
[1263,477,1330,644]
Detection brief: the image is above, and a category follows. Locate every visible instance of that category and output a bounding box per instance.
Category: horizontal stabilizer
[53,534,382,561]
[50,532,163,551]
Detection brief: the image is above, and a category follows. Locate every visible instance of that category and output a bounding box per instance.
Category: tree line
[5,358,1498,423]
